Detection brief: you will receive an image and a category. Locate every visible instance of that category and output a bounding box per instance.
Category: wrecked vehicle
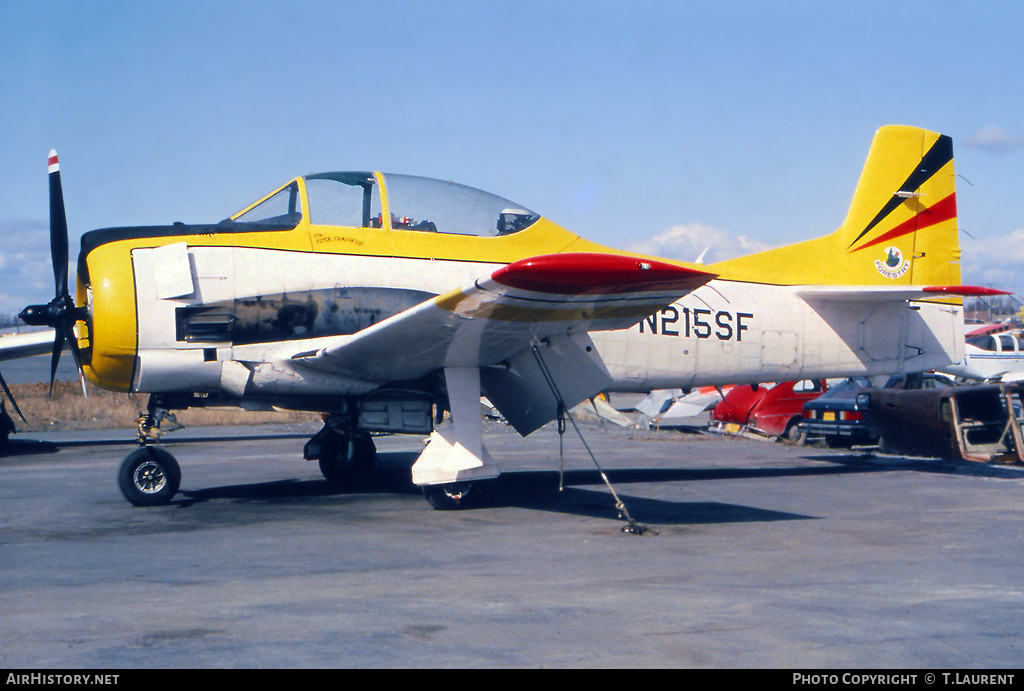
[711,380,828,441]
[857,382,1024,464]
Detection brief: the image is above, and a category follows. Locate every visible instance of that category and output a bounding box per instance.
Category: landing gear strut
[136,396,182,443]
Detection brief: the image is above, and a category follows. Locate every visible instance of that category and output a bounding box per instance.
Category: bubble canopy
[233,172,540,237]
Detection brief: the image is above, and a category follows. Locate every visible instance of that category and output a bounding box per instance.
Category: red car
[712,380,828,440]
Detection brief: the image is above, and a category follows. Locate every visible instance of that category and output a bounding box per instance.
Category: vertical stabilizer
[711,125,961,287]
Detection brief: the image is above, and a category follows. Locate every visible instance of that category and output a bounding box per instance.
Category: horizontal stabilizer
[796,284,1010,303]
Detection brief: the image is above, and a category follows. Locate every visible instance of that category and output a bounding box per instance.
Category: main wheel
[422,482,478,510]
[318,432,377,484]
[318,438,350,483]
[118,447,181,506]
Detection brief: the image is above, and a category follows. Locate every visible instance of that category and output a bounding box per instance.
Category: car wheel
[784,419,806,444]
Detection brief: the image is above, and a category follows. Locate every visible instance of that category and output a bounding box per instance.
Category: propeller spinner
[18,150,86,397]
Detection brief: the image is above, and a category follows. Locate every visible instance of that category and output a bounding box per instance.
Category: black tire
[319,432,377,484]
[317,437,349,483]
[422,482,478,510]
[784,419,806,444]
[351,432,377,474]
[118,447,181,506]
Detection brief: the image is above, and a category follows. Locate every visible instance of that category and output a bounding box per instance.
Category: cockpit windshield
[232,182,302,227]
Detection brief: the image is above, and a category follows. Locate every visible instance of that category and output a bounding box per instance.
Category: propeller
[18,150,86,397]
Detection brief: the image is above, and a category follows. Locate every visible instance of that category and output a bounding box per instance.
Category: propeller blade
[0,369,27,424]
[47,323,83,398]
[48,150,69,299]
[48,327,63,399]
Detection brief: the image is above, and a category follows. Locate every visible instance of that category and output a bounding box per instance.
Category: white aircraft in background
[942,324,1024,382]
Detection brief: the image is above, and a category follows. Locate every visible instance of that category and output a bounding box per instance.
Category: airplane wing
[287,253,715,434]
[291,253,714,382]
[0,329,58,423]
[0,329,57,362]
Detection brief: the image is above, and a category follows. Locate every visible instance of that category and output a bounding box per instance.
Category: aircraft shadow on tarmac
[2,438,61,457]
[176,471,813,526]
[169,451,928,526]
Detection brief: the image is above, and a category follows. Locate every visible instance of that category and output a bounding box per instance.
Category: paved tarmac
[1,420,1023,669]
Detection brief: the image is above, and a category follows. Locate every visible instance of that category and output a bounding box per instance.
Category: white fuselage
[129,246,964,396]
[591,279,964,391]
[941,334,1024,382]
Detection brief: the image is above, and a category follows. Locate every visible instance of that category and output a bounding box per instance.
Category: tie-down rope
[530,343,653,535]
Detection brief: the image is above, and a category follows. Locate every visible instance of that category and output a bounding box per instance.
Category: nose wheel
[117,446,181,506]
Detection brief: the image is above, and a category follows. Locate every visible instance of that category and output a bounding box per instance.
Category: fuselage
[73,170,964,402]
[941,332,1024,381]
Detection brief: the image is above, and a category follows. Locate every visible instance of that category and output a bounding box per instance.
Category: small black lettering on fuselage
[638,307,753,341]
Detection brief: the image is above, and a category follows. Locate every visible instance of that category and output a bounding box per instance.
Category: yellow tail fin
[712,125,961,287]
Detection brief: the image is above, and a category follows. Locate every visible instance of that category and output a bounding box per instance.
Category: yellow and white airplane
[1,125,1005,509]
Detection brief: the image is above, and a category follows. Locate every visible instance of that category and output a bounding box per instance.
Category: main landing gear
[304,423,377,484]
[114,395,480,510]
[116,398,389,506]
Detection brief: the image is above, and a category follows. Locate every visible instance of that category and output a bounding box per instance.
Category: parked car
[711,380,827,440]
[858,381,1024,464]
[800,373,957,447]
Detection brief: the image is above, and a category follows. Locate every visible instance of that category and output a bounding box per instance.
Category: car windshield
[884,373,955,390]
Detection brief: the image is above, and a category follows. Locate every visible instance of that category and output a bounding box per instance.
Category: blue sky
[2,0,1023,313]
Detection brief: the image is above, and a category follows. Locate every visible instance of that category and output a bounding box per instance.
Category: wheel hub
[133,461,167,494]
